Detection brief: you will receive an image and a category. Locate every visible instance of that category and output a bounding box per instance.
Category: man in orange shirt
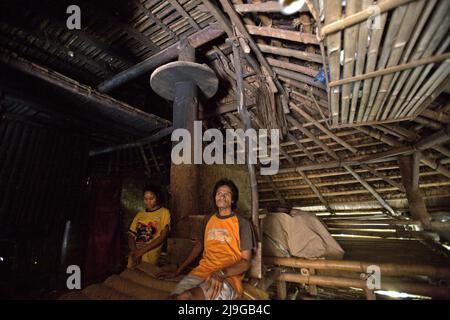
[158,179,255,300]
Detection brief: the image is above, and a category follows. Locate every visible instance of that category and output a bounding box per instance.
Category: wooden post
[309,268,318,296]
[169,42,201,237]
[277,280,287,300]
[398,155,432,229]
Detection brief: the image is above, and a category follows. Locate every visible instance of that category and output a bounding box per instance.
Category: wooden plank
[267,57,319,78]
[235,1,308,13]
[245,25,319,45]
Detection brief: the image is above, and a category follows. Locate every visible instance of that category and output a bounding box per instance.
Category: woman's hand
[129,249,142,266]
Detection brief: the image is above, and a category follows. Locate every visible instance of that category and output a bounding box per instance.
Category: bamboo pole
[392,2,450,118]
[296,169,333,213]
[278,273,450,299]
[364,4,409,121]
[341,0,360,124]
[360,164,406,193]
[287,132,315,161]
[349,0,372,124]
[290,103,358,154]
[357,3,388,122]
[358,126,450,178]
[344,165,398,216]
[325,0,342,126]
[421,109,450,125]
[374,1,426,120]
[329,52,450,88]
[286,114,339,160]
[266,257,450,278]
[320,0,417,37]
[405,61,450,117]
[381,0,438,119]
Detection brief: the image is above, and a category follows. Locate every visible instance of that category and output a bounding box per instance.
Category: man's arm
[157,240,203,278]
[207,250,252,299]
[222,249,252,277]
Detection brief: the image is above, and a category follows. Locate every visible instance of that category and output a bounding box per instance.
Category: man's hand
[206,270,225,300]
[156,264,180,279]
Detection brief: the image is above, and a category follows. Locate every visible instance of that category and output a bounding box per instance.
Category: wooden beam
[290,103,358,153]
[287,132,315,161]
[274,67,327,90]
[97,25,225,92]
[263,175,287,206]
[218,0,290,112]
[267,57,319,78]
[246,25,319,45]
[415,124,450,151]
[258,43,323,64]
[0,49,170,132]
[286,114,339,160]
[276,146,412,174]
[89,127,174,156]
[358,126,450,178]
[296,169,333,213]
[235,1,308,13]
[361,164,406,193]
[344,165,398,217]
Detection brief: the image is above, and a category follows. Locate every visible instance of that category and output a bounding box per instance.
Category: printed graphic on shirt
[207,228,232,244]
[135,218,160,243]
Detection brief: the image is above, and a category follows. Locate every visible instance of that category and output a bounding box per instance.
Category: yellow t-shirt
[128,207,171,267]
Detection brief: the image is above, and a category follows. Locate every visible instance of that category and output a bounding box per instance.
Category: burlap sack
[263,211,345,260]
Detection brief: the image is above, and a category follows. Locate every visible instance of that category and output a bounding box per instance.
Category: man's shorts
[171,274,237,300]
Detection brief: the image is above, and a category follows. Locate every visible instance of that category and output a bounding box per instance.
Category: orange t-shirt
[189,213,255,297]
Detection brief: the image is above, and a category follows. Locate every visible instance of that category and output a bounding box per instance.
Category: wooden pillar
[170,41,199,237]
[398,154,432,230]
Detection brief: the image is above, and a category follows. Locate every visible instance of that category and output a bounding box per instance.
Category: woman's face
[144,191,158,210]
[215,185,233,210]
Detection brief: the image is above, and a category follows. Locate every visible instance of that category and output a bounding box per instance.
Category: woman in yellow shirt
[127,186,171,268]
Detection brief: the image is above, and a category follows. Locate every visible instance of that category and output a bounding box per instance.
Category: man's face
[215,185,233,210]
[144,191,157,210]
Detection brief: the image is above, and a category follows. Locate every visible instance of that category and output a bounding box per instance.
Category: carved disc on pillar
[150,61,219,100]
